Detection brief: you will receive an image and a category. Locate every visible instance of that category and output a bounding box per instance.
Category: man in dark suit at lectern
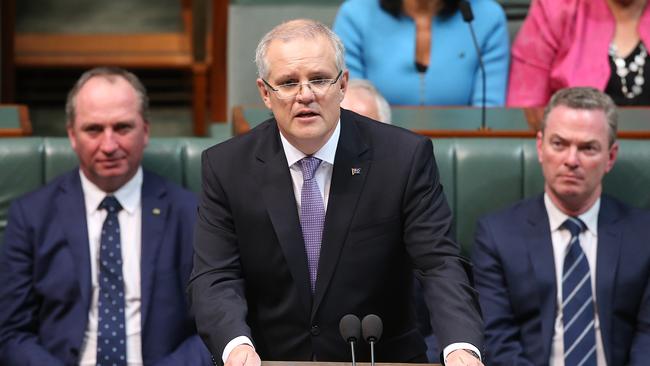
[189,19,484,366]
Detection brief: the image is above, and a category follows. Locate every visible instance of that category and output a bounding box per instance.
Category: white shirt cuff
[443,342,482,363]
[222,336,254,363]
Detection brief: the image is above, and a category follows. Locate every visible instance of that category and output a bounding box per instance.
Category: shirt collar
[80,167,143,215]
[544,193,600,235]
[280,119,340,167]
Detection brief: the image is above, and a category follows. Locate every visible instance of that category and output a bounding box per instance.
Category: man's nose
[565,146,580,167]
[295,83,316,102]
[100,131,119,153]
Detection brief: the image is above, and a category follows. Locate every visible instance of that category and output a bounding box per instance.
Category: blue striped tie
[299,157,325,294]
[561,217,596,366]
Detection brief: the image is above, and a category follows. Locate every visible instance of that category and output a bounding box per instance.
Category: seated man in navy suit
[472,87,650,366]
[0,67,211,365]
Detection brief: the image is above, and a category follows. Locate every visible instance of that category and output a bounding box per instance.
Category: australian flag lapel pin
[351,167,361,176]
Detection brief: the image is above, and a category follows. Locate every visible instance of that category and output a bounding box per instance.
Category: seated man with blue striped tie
[472,87,650,366]
[0,67,211,365]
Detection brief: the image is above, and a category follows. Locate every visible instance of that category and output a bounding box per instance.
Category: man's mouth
[295,110,319,118]
[559,174,583,181]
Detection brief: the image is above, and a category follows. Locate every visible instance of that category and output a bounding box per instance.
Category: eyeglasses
[262,70,343,99]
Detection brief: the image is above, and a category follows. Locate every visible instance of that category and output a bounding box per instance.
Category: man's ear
[256,79,273,109]
[605,141,619,173]
[67,123,78,152]
[339,70,349,101]
[536,130,544,164]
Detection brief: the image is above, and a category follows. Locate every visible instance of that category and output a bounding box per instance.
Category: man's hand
[445,349,484,366]
[225,344,261,366]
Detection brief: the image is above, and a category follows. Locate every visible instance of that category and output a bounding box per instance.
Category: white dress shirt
[79,168,143,366]
[545,194,607,366]
[223,121,480,362]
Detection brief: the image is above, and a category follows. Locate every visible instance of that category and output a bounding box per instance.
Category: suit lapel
[594,197,621,365]
[258,122,313,314]
[57,171,93,315]
[312,115,369,317]
[139,171,168,326]
[524,196,557,360]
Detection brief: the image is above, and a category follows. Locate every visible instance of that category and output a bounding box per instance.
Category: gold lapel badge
[152,208,161,215]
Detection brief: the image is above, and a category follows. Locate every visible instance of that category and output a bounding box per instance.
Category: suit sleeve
[629,252,650,364]
[0,201,65,366]
[403,138,484,352]
[471,218,534,366]
[188,149,251,359]
[506,0,560,107]
[155,189,213,366]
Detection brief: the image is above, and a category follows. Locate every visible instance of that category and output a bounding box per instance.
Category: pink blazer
[507,0,650,107]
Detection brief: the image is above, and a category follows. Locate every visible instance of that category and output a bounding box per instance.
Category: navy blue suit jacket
[472,194,650,366]
[0,169,211,365]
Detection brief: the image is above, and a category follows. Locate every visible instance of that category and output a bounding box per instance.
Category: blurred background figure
[341,79,392,123]
[508,0,650,107]
[333,0,509,107]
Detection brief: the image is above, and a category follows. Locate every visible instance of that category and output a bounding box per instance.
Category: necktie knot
[562,217,585,238]
[99,196,122,213]
[300,157,322,181]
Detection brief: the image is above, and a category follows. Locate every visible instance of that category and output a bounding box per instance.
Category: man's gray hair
[347,79,392,124]
[541,87,618,145]
[255,19,346,79]
[65,66,150,126]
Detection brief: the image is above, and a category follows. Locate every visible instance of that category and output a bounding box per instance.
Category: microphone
[339,314,361,366]
[460,0,487,131]
[361,314,383,366]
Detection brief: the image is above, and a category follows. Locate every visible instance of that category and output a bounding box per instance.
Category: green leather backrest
[432,138,543,255]
[0,138,44,245]
[44,137,77,182]
[182,138,220,193]
[603,140,650,208]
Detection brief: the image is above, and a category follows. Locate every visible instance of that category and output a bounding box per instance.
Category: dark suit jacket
[472,194,650,366]
[189,109,483,363]
[0,169,211,366]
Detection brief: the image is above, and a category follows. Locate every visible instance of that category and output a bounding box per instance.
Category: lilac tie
[299,157,325,293]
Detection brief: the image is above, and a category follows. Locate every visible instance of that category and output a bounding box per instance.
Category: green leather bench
[1,137,649,255]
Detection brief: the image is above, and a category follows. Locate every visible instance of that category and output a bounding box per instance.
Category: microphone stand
[469,26,487,131]
[460,0,487,131]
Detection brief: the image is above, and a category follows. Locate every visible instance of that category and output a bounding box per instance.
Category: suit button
[310,325,321,336]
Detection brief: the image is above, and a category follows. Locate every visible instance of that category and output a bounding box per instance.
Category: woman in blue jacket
[333,0,509,106]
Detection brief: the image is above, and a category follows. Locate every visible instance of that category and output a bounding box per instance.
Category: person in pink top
[507,0,650,107]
